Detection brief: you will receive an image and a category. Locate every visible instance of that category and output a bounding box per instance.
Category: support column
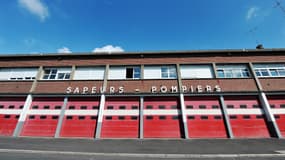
[95,94,105,139]
[70,65,76,80]
[95,64,109,139]
[54,97,68,138]
[248,63,282,138]
[179,93,189,139]
[212,63,218,78]
[219,95,234,139]
[13,94,33,137]
[139,96,144,139]
[176,64,189,139]
[30,66,43,93]
[259,93,282,138]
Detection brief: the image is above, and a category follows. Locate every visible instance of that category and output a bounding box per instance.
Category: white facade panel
[108,67,126,79]
[180,65,214,78]
[0,68,38,80]
[74,67,104,80]
[144,66,161,79]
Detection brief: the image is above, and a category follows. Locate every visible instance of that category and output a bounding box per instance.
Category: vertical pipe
[219,95,234,139]
[54,97,68,138]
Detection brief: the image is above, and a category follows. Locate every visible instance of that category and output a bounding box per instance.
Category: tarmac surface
[0,137,285,160]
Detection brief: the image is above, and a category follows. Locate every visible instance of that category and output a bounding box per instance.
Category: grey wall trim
[102,64,109,92]
[70,65,76,80]
[139,96,144,139]
[140,65,144,79]
[219,95,234,139]
[54,97,68,138]
[95,94,105,139]
[258,92,282,138]
[248,62,263,90]
[30,66,43,93]
[212,63,218,78]
[179,93,189,139]
[176,64,183,92]
[13,94,33,137]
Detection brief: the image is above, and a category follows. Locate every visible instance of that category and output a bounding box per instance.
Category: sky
[0,0,284,54]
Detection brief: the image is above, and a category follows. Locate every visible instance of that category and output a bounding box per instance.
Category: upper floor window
[253,64,285,77]
[109,66,141,80]
[74,67,104,80]
[42,68,71,80]
[144,65,176,79]
[180,65,214,79]
[161,66,176,78]
[216,65,250,78]
[0,68,37,81]
[126,67,141,79]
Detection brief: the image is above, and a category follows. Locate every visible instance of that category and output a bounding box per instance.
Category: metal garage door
[20,97,63,137]
[144,97,183,138]
[225,96,270,138]
[0,97,25,136]
[101,97,139,138]
[60,97,99,138]
[184,97,227,138]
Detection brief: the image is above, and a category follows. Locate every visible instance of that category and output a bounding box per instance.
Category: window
[131,116,138,120]
[253,105,260,108]
[106,116,112,120]
[227,105,234,108]
[126,67,141,79]
[159,116,166,120]
[158,105,165,109]
[55,106,61,110]
[119,106,126,109]
[161,66,177,79]
[253,64,285,77]
[212,105,219,109]
[214,116,222,119]
[40,115,47,119]
[91,116,97,120]
[280,104,285,108]
[274,115,280,119]
[78,116,85,120]
[0,105,3,109]
[240,105,247,108]
[172,116,179,120]
[216,65,250,78]
[66,116,73,120]
[107,106,114,110]
[230,115,237,119]
[171,105,177,109]
[256,115,264,119]
[131,106,138,109]
[15,115,20,119]
[146,116,153,120]
[74,67,104,80]
[93,106,99,109]
[0,68,37,81]
[80,106,87,109]
[243,115,250,119]
[118,116,125,120]
[52,116,58,119]
[29,115,35,119]
[270,105,275,108]
[146,105,153,109]
[69,106,75,109]
[32,105,39,109]
[201,116,208,120]
[180,65,214,79]
[42,68,71,80]
[8,105,15,109]
[186,105,193,109]
[4,115,10,119]
[19,105,24,109]
[43,105,50,109]
[187,116,195,119]
[199,105,206,109]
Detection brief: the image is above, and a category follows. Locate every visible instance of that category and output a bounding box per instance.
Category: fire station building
[0,48,284,139]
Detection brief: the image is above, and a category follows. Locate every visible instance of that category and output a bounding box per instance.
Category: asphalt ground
[0,137,285,159]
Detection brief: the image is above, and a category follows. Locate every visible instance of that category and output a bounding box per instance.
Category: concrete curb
[0,149,285,158]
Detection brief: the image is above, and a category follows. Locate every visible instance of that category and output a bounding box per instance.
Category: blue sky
[0,0,284,54]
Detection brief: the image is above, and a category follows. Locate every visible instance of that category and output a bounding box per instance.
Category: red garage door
[0,97,25,136]
[60,97,99,138]
[184,97,227,138]
[225,96,270,138]
[144,97,183,138]
[21,97,63,137]
[101,97,139,138]
[267,96,285,137]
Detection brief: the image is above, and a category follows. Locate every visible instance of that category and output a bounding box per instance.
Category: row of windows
[229,115,265,119]
[105,116,138,120]
[1,63,284,81]
[0,105,24,109]
[68,106,99,110]
[186,105,219,109]
[106,106,138,110]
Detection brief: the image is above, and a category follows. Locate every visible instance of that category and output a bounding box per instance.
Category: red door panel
[0,114,19,136]
[143,97,182,138]
[268,96,285,137]
[275,115,285,136]
[60,116,97,138]
[101,97,139,138]
[21,115,59,137]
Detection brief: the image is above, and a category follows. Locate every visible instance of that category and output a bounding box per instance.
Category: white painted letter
[91,87,97,94]
[214,85,222,92]
[160,86,167,93]
[182,85,187,93]
[73,87,80,94]
[119,87,124,93]
[171,86,178,93]
[151,86,157,93]
[197,85,203,93]
[66,87,72,94]
[206,85,212,92]
[110,86,115,93]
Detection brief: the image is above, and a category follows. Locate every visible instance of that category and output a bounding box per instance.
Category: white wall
[108,67,126,79]
[180,65,214,78]
[0,68,38,80]
[144,66,161,79]
[74,67,105,80]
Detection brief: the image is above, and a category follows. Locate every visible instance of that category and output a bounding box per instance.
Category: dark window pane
[187,116,195,119]
[158,105,165,109]
[43,105,50,109]
[91,116,97,120]
[29,115,35,119]
[214,116,222,119]
[270,105,275,108]
[227,105,234,108]
[107,106,113,110]
[49,75,56,79]
[240,105,247,108]
[280,104,285,108]
[32,105,39,109]
[119,106,126,109]
[66,116,73,120]
[131,106,138,109]
[0,105,4,108]
[78,116,85,120]
[253,105,260,108]
[126,68,133,78]
[52,116,58,119]
[171,105,177,109]
[131,116,138,120]
[146,105,153,109]
[118,116,125,120]
[230,115,237,119]
[80,106,87,109]
[274,115,280,119]
[256,115,264,119]
[69,106,75,109]
[186,105,193,109]
[212,105,219,109]
[55,106,61,109]
[40,115,47,119]
[201,116,208,119]
[4,115,10,119]
[159,116,166,120]
[172,116,179,120]
[92,106,99,109]
[243,115,250,119]
[19,105,24,109]
[106,116,112,120]
[15,115,20,119]
[146,116,153,120]
[8,105,15,109]
[199,105,206,109]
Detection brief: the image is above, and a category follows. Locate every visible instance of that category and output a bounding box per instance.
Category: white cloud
[246,7,259,20]
[57,47,72,53]
[92,45,124,53]
[18,0,49,21]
